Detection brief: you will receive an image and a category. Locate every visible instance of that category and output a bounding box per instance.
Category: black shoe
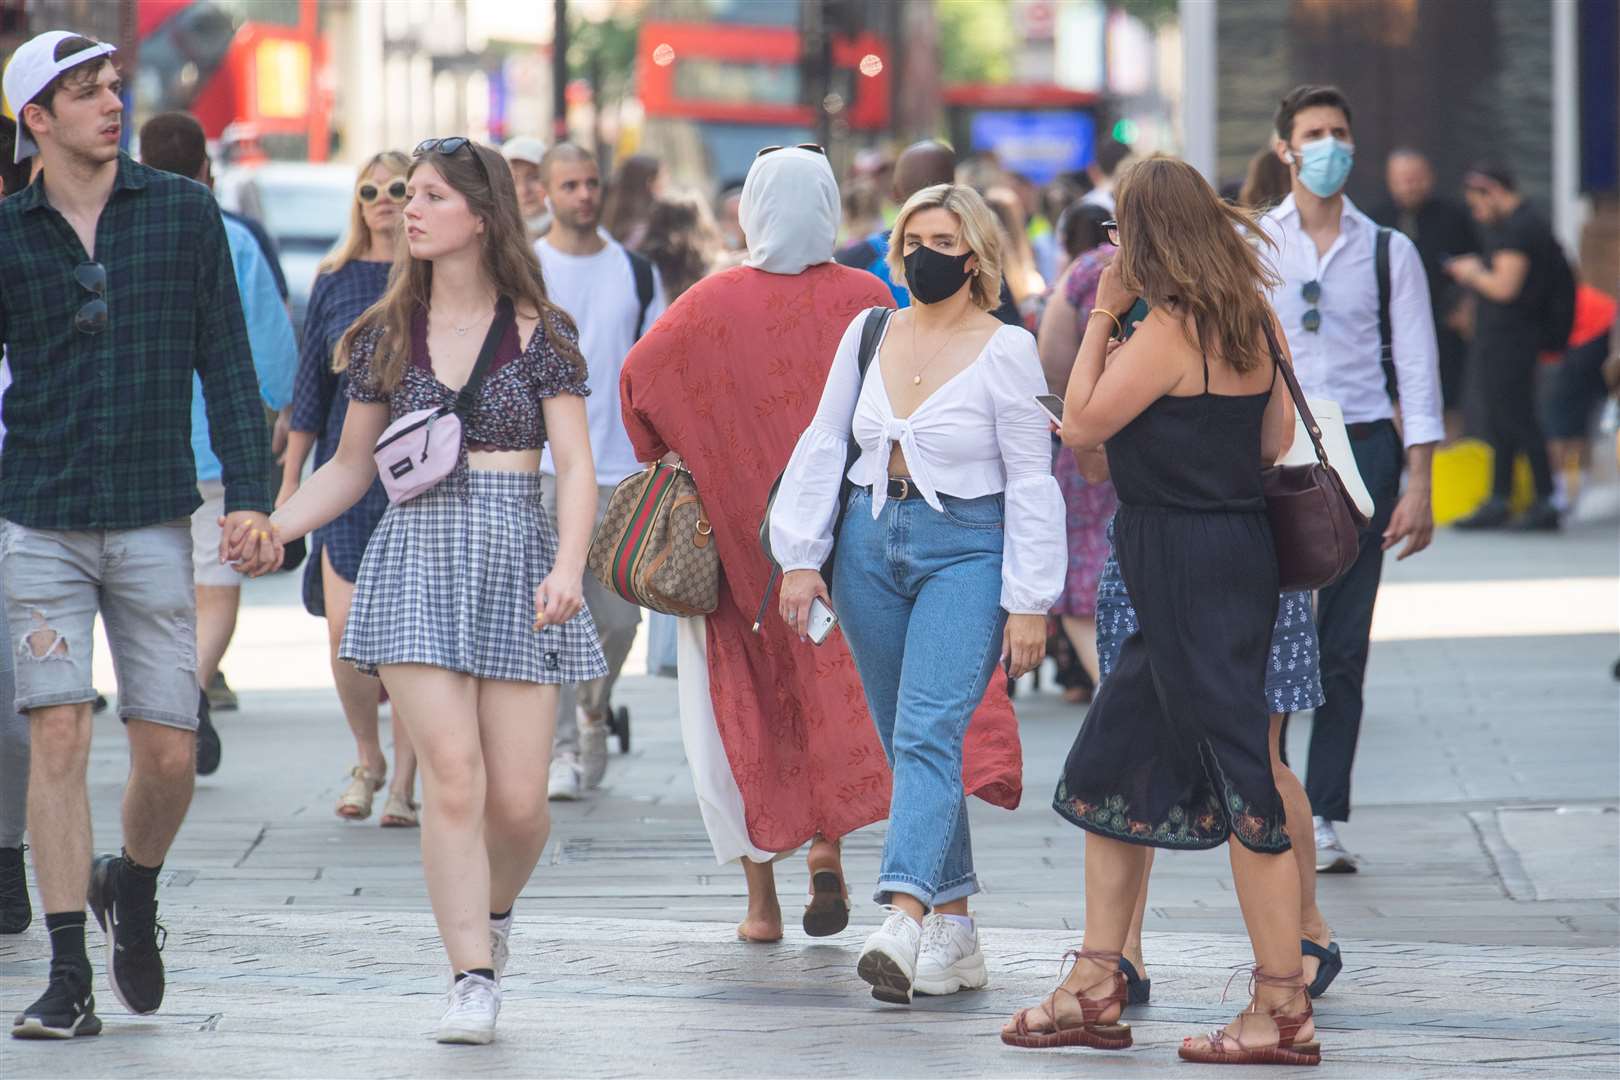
[1507,499,1561,532]
[91,693,109,714]
[10,964,100,1039]
[0,846,31,934]
[88,854,166,1015]
[205,670,239,712]
[1453,497,1512,530]
[195,689,221,776]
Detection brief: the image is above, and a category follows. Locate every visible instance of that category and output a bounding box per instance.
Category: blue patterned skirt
[340,470,608,685]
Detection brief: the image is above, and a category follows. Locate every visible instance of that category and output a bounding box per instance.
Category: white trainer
[856,906,922,1004]
[913,913,988,995]
[436,973,500,1045]
[548,754,583,802]
[490,914,513,982]
[579,708,610,790]
[1313,815,1358,874]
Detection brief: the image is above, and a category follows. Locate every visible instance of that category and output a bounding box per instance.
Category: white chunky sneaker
[579,709,610,790]
[548,754,583,802]
[913,913,988,995]
[436,973,500,1045]
[856,906,922,1004]
[1313,816,1358,874]
[490,914,512,982]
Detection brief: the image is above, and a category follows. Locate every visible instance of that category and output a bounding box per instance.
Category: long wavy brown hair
[335,141,583,392]
[1112,156,1280,373]
[317,150,411,276]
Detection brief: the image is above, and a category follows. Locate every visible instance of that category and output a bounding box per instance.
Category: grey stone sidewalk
[2,520,1617,1077]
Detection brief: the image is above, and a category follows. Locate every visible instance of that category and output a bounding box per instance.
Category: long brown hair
[636,190,718,302]
[335,141,584,392]
[1112,156,1280,374]
[317,150,411,275]
[601,153,661,243]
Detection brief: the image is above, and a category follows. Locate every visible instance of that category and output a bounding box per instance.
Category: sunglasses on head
[756,143,826,158]
[1101,218,1119,246]
[358,178,407,204]
[413,136,492,186]
[74,261,107,335]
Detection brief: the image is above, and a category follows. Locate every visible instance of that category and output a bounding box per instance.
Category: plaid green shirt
[0,154,270,530]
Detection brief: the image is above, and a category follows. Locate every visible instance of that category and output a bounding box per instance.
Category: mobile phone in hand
[807,596,838,646]
[1035,394,1064,425]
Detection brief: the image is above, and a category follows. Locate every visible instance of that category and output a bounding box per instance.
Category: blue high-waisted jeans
[832,486,1008,908]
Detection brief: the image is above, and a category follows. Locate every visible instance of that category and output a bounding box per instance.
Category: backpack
[625,249,656,338]
[1539,238,1578,353]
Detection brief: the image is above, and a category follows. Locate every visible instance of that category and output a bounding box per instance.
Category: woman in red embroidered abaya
[620,146,1023,943]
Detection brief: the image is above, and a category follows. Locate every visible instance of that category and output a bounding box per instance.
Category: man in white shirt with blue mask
[1258,85,1443,873]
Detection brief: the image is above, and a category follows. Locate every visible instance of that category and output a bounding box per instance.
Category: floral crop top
[344,308,589,451]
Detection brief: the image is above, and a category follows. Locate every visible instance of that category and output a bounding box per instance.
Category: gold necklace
[909,314,969,386]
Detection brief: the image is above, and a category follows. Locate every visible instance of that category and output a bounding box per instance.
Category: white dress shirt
[1260,194,1444,448]
[769,312,1066,615]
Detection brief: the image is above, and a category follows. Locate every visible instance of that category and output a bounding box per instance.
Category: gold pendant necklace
[911,315,967,385]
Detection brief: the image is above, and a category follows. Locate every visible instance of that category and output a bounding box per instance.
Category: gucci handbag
[1260,320,1370,591]
[587,462,719,617]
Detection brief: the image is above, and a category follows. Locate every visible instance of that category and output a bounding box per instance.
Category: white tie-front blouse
[769,310,1066,615]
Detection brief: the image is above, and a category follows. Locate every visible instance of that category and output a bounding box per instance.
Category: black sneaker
[1507,499,1561,532]
[10,964,100,1039]
[0,846,30,934]
[87,854,166,1015]
[195,689,221,776]
[1453,496,1512,530]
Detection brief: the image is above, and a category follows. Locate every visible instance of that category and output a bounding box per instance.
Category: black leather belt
[1345,419,1395,440]
[875,476,924,500]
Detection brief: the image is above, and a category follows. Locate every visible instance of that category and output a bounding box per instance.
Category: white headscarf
[739,147,840,275]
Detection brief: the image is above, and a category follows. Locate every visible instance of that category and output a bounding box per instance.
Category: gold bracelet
[1088,308,1123,338]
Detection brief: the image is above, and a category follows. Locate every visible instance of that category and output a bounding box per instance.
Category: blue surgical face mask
[1293,136,1354,198]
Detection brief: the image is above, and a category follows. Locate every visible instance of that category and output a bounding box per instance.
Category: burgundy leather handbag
[1259,320,1370,591]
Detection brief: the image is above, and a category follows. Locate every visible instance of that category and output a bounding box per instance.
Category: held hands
[1001,613,1046,680]
[218,511,284,577]
[533,570,584,630]
[779,569,830,643]
[1093,263,1136,325]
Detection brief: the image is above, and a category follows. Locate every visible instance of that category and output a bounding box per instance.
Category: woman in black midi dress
[1000,158,1321,1067]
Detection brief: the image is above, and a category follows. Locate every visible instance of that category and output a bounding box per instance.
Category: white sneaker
[913,913,988,995]
[1313,815,1358,874]
[490,914,513,982]
[548,754,583,802]
[856,906,921,1004]
[436,973,500,1044]
[579,708,609,790]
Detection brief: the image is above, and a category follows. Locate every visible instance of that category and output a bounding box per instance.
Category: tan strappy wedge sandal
[1001,948,1133,1050]
[335,765,385,820]
[1177,967,1321,1066]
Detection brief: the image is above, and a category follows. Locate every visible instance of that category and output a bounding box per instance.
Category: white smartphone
[807,596,839,646]
[1035,393,1064,425]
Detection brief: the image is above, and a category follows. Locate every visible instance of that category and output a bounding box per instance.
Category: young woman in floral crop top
[230,139,606,1045]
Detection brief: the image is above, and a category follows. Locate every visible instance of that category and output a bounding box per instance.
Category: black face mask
[903,244,974,305]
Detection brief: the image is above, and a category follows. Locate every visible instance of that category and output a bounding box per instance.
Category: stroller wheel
[611,705,631,753]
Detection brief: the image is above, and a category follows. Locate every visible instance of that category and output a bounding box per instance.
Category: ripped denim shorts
[1,519,200,730]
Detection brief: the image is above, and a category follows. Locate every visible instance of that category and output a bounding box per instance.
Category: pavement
[2,510,1617,1078]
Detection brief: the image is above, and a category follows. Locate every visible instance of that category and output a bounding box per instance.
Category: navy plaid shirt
[0,155,270,530]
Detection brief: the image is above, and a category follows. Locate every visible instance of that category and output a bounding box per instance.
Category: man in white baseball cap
[501,135,549,239]
[2,30,118,163]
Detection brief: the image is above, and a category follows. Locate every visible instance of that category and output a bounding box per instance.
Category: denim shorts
[1,519,200,729]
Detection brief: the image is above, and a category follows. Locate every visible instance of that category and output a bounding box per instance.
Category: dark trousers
[1305,421,1403,823]
[1479,340,1555,499]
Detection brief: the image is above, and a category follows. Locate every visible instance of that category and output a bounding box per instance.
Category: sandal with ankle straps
[1177,967,1321,1066]
[1001,948,1133,1050]
[335,765,385,820]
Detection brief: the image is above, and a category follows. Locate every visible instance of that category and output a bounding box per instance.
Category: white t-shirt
[535,237,667,486]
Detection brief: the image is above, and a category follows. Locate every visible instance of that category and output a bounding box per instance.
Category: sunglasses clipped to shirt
[74,261,108,335]
[358,178,407,205]
[1301,279,1323,333]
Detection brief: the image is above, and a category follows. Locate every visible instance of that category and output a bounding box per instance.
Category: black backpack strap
[843,307,892,486]
[626,249,656,338]
[1375,226,1397,402]
[453,295,515,418]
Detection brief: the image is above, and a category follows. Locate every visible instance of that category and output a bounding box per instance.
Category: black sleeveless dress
[1054,356,1289,853]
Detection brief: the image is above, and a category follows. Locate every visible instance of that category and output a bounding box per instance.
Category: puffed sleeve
[535,310,591,399]
[992,331,1067,614]
[343,326,390,404]
[767,310,873,572]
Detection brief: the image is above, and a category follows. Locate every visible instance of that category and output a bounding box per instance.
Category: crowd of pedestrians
[2,22,1615,1064]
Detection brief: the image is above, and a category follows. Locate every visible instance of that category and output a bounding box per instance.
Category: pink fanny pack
[373,297,514,505]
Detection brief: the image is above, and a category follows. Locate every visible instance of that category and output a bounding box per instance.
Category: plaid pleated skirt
[339,470,609,685]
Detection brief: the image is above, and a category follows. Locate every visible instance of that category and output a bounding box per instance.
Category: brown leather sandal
[1177,967,1321,1066]
[1001,948,1133,1050]
[803,836,849,937]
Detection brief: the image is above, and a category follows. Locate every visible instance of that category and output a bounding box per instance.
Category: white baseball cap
[3,31,119,163]
[501,136,546,166]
